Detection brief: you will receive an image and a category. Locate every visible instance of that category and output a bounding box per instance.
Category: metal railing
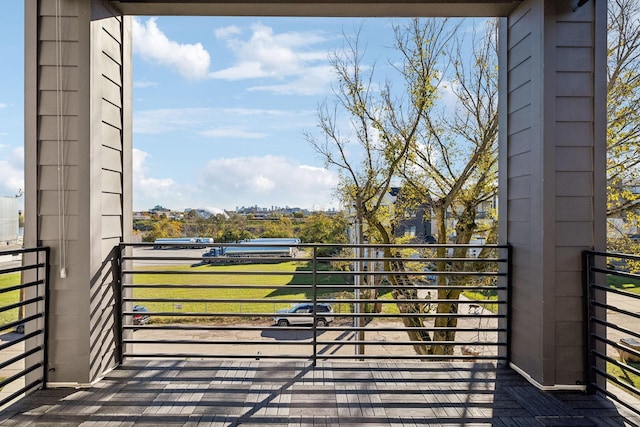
[117,242,510,364]
[0,247,50,409]
[584,250,640,418]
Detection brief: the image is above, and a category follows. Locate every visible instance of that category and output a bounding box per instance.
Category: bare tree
[607,0,640,238]
[307,19,458,354]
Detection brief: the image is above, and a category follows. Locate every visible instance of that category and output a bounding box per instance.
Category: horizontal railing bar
[124,325,507,333]
[0,279,45,296]
[0,263,46,276]
[0,247,49,257]
[587,250,640,261]
[592,350,640,379]
[590,300,640,320]
[0,346,42,372]
[122,283,506,291]
[589,317,640,342]
[123,339,503,346]
[122,352,507,361]
[590,283,640,300]
[123,297,504,305]
[590,335,640,360]
[0,379,43,411]
[0,362,43,392]
[122,242,509,249]
[0,316,43,339]
[123,311,505,319]
[122,269,504,277]
[591,361,640,399]
[589,267,640,282]
[0,296,44,315]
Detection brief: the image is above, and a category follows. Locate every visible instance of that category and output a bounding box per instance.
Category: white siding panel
[38,165,79,190]
[556,147,592,171]
[508,198,530,221]
[101,99,122,129]
[38,65,79,91]
[507,57,532,91]
[101,124,122,151]
[39,90,79,116]
[39,140,79,166]
[38,115,78,141]
[508,152,531,177]
[507,82,531,114]
[101,145,122,173]
[102,169,122,194]
[555,122,592,147]
[38,41,79,66]
[507,105,532,135]
[507,35,532,70]
[102,193,123,216]
[556,172,593,197]
[555,222,594,247]
[39,16,79,41]
[556,197,592,221]
[39,215,79,240]
[100,55,123,96]
[555,22,592,47]
[38,190,79,215]
[556,72,592,97]
[556,97,593,122]
[508,128,532,156]
[101,216,122,238]
[556,47,592,72]
[507,175,531,200]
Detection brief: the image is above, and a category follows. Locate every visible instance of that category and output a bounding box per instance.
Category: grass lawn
[131,261,354,321]
[608,275,640,294]
[462,289,499,313]
[0,273,20,332]
[608,361,640,392]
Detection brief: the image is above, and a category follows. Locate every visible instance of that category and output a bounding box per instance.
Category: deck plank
[0,361,637,426]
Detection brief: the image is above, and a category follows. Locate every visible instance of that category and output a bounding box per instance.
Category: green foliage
[298,212,349,256]
[607,0,640,224]
[142,218,183,242]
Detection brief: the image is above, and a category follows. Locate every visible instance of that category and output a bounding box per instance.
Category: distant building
[0,197,19,244]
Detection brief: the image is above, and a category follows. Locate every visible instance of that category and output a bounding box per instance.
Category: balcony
[0,244,638,425]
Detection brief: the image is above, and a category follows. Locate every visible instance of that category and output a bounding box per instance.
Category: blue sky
[0,4,474,212]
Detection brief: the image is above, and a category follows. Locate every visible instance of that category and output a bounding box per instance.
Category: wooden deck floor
[0,361,638,426]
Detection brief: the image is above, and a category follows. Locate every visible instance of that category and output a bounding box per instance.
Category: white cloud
[133,80,159,88]
[134,107,214,134]
[0,147,24,198]
[132,17,211,80]
[199,127,266,139]
[0,102,6,109]
[248,65,334,95]
[132,148,195,210]
[214,25,241,39]
[209,22,332,95]
[198,155,339,209]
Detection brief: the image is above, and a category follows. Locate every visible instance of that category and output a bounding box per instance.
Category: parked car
[133,305,150,325]
[274,303,334,326]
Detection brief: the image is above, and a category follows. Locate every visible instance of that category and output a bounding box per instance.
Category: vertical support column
[24,0,130,385]
[500,0,606,388]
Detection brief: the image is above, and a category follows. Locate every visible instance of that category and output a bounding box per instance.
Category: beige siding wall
[25,0,129,384]
[502,0,606,387]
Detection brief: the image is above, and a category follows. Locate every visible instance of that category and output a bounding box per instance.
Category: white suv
[274,303,334,326]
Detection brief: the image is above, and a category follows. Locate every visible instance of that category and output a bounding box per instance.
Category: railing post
[113,244,123,366]
[582,250,595,394]
[42,247,51,388]
[312,245,318,367]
